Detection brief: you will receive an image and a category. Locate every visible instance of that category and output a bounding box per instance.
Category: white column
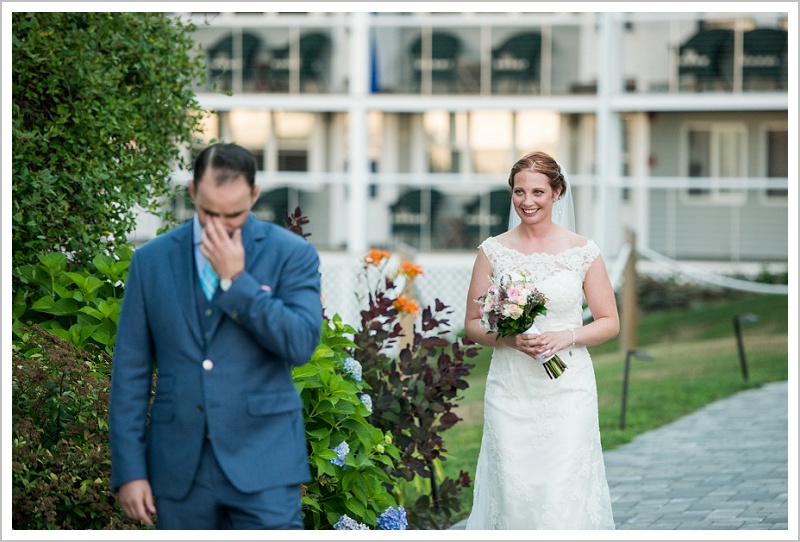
[347,12,369,255]
[594,12,624,255]
[576,114,595,237]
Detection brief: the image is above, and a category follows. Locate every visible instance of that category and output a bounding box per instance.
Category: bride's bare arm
[576,254,620,347]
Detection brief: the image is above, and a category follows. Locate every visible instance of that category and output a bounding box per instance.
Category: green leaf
[344,497,366,518]
[31,296,55,312]
[53,282,73,301]
[37,252,67,277]
[36,297,80,316]
[70,323,99,347]
[12,290,28,320]
[301,495,322,512]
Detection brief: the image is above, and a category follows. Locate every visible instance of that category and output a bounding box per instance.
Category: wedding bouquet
[476,271,568,379]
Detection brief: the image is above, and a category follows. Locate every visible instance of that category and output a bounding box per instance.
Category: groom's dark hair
[193,143,257,188]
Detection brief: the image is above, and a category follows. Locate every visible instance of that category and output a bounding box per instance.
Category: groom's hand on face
[201,216,245,279]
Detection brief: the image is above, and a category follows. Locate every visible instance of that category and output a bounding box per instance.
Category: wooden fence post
[396,246,416,352]
[620,229,638,352]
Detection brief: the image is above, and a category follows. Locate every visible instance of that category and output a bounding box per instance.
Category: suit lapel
[204,215,266,341]
[242,214,266,257]
[169,222,203,347]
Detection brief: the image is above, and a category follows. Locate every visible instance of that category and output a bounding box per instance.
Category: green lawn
[437,293,790,525]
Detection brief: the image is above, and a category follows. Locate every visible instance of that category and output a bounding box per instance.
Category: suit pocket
[247,391,303,417]
[150,401,175,423]
[155,374,174,393]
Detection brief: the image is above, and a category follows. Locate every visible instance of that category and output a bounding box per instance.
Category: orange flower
[398,261,424,280]
[364,248,390,266]
[392,295,420,315]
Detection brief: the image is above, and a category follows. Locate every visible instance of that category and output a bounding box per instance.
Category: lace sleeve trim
[478,237,500,265]
[579,239,601,275]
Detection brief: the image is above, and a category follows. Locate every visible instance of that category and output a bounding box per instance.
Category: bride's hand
[501,333,550,359]
[514,330,572,359]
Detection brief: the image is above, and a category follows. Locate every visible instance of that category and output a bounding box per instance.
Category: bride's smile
[512,169,559,223]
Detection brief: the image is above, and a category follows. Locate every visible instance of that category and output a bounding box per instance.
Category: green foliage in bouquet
[11,324,139,529]
[293,314,403,529]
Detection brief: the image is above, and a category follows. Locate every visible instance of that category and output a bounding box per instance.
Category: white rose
[507,304,523,319]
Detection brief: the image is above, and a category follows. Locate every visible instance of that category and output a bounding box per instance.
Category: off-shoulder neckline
[484,236,596,258]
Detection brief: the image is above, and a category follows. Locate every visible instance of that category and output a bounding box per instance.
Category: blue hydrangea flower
[330,441,349,468]
[333,514,370,530]
[377,506,407,530]
[359,393,373,413]
[343,357,362,381]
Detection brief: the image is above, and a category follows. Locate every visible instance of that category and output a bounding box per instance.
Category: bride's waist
[495,344,590,360]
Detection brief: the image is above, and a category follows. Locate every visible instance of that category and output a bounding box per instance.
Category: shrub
[11,324,138,529]
[13,248,132,355]
[12,12,205,270]
[294,313,403,529]
[636,274,744,312]
[350,250,479,529]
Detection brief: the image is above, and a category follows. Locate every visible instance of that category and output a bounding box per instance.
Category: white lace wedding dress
[465,237,615,530]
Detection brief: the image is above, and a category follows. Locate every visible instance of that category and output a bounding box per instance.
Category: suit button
[231,310,239,320]
[205,308,213,317]
[197,405,204,413]
[202,359,214,370]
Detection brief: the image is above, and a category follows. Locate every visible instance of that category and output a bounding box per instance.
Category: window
[277,150,308,171]
[470,111,513,174]
[765,127,788,198]
[683,123,746,203]
[274,111,314,172]
[225,110,269,169]
[423,110,466,173]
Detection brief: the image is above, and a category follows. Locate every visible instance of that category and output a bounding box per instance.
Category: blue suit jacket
[109,215,321,500]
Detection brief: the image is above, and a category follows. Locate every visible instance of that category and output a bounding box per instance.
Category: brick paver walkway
[451,381,791,531]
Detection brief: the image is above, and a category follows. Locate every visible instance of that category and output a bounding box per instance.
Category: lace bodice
[479,236,600,333]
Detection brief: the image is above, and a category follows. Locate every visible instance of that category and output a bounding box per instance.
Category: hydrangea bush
[292,313,403,529]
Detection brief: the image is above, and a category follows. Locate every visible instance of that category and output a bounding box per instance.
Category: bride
[463,151,619,529]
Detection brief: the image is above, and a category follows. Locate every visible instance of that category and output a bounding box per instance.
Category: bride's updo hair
[507,151,567,199]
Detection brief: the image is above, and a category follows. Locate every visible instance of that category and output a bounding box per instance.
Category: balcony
[188,12,788,98]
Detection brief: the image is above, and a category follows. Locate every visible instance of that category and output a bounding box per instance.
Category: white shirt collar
[192,215,203,245]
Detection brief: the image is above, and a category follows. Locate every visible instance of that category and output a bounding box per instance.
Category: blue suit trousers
[156,439,303,530]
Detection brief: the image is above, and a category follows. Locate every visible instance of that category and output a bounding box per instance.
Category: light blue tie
[200,262,219,301]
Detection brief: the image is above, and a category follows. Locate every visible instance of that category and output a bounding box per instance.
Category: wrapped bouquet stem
[477,271,568,379]
[523,322,568,379]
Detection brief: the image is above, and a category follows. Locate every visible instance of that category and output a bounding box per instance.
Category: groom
[109,143,322,529]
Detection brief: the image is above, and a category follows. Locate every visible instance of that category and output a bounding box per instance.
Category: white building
[135,10,791,326]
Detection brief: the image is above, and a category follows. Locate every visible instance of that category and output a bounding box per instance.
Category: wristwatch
[220,272,241,292]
